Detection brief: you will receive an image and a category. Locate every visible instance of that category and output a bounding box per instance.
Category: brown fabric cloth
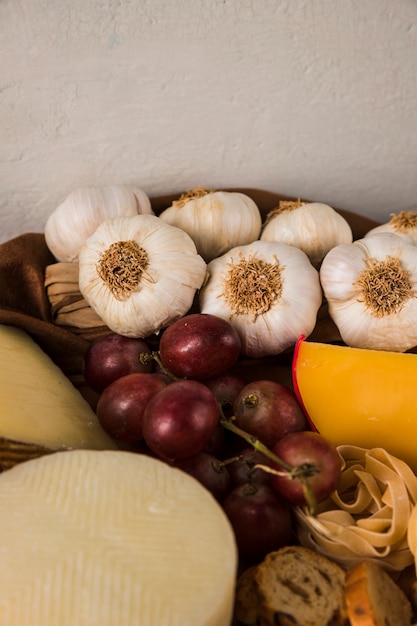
[0,232,103,379]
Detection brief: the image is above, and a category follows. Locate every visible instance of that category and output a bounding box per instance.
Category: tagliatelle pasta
[407,503,417,568]
[295,445,417,572]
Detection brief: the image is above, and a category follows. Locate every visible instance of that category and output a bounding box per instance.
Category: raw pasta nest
[295,445,417,572]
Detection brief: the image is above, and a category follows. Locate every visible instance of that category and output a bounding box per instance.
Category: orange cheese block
[0,450,237,625]
[344,560,412,626]
[292,336,417,472]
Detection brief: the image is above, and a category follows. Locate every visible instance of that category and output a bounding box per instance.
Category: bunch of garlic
[365,209,417,245]
[78,214,207,338]
[199,240,322,357]
[320,232,417,352]
[260,199,353,267]
[45,185,153,262]
[158,187,262,262]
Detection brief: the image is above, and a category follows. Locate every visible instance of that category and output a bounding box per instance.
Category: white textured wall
[1,0,417,242]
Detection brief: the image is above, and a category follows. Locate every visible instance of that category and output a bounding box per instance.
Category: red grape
[158,313,241,379]
[83,333,153,393]
[269,431,342,507]
[142,379,220,462]
[172,452,231,501]
[232,379,308,448]
[96,373,166,442]
[222,483,293,564]
[202,371,247,417]
[203,422,226,457]
[226,446,272,488]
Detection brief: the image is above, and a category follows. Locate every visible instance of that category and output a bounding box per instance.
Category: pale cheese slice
[0,449,237,626]
[0,324,116,461]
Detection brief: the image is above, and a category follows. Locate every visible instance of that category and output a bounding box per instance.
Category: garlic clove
[78,214,207,338]
[45,185,153,262]
[260,200,353,267]
[199,240,323,358]
[365,210,417,245]
[159,187,262,262]
[320,232,417,352]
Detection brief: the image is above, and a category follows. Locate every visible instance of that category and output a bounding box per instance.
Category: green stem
[252,462,318,516]
[300,479,319,516]
[220,408,319,515]
[139,351,181,381]
[219,418,293,471]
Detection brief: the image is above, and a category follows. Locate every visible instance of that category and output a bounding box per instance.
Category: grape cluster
[83,313,342,565]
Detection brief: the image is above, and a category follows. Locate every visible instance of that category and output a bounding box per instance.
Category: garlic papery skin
[158,187,262,262]
[78,214,207,338]
[365,210,417,245]
[199,240,322,358]
[320,233,417,352]
[45,185,153,262]
[260,200,353,267]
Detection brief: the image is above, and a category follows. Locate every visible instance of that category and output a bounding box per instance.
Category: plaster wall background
[1,0,417,242]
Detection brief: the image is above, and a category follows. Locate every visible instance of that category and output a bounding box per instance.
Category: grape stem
[139,351,182,381]
[219,412,319,515]
[219,417,292,470]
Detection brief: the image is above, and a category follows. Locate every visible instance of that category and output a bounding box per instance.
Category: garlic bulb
[320,232,417,352]
[260,200,353,266]
[158,187,262,262]
[45,185,153,262]
[199,240,322,358]
[365,210,417,245]
[78,215,207,338]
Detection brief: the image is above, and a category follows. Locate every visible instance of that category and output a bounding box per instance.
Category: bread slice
[345,560,413,626]
[233,565,259,625]
[234,545,348,626]
[396,564,417,615]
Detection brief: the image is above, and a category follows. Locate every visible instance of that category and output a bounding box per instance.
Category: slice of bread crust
[345,560,413,626]
[234,545,349,626]
[233,565,259,625]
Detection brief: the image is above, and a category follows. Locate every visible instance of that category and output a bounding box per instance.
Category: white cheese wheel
[0,324,116,464]
[0,449,237,626]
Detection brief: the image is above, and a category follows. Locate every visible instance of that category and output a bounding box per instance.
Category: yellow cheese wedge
[292,336,417,473]
[0,324,116,466]
[0,449,237,626]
